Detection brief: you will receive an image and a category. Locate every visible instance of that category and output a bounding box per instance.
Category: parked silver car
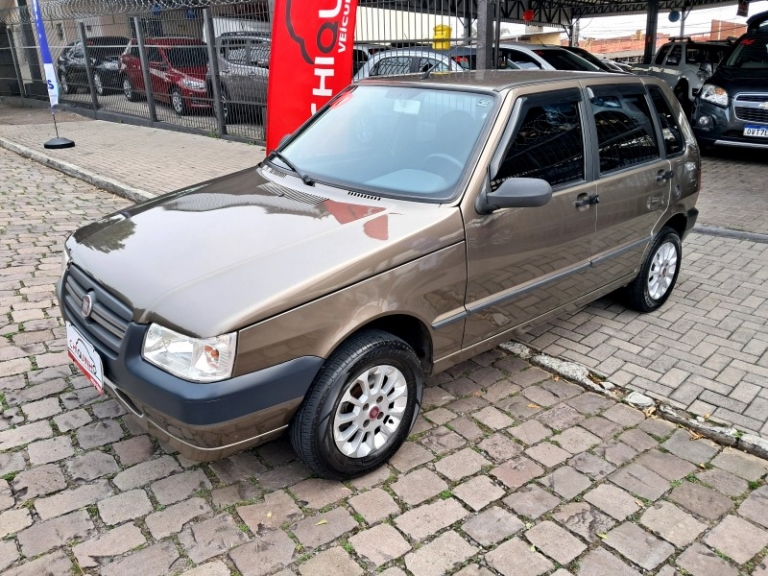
[354,47,465,81]
[209,32,270,122]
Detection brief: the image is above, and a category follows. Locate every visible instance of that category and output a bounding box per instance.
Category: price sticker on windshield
[394,99,420,115]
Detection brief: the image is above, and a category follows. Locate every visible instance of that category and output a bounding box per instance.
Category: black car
[692,10,768,150]
[57,36,129,96]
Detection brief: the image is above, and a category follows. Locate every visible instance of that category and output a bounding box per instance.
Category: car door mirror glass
[479,178,552,213]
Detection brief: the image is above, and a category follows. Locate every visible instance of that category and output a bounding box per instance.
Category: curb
[0,136,153,204]
[693,224,768,245]
[500,340,768,461]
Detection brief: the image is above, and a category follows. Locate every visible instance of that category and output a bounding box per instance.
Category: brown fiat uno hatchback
[59,71,700,479]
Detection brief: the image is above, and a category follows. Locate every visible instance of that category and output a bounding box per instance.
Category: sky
[570,0,768,39]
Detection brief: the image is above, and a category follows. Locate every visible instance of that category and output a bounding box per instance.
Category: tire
[220,84,233,124]
[289,330,423,480]
[123,76,138,102]
[624,227,682,313]
[93,71,105,96]
[171,87,186,115]
[60,70,73,95]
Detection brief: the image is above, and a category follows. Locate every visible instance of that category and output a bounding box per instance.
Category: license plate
[66,322,104,395]
[744,125,768,138]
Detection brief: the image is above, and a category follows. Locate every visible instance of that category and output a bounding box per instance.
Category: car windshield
[533,49,601,71]
[277,85,495,201]
[724,38,768,69]
[165,47,208,67]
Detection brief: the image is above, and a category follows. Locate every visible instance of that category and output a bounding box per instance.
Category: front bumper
[692,98,768,149]
[96,67,122,88]
[58,272,322,461]
[180,85,212,109]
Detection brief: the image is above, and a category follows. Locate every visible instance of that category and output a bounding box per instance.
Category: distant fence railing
[0,1,477,144]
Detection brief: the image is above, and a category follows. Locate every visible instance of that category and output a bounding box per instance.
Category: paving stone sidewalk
[2,148,768,576]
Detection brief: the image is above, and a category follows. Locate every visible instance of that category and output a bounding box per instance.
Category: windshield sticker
[393,99,420,115]
[477,99,490,108]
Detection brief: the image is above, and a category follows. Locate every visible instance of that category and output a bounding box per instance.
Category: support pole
[134,17,158,123]
[571,19,580,47]
[6,28,26,98]
[78,22,99,112]
[643,0,659,64]
[476,0,493,70]
[203,8,226,137]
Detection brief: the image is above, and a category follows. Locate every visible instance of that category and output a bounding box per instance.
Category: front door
[586,84,671,283]
[463,88,597,347]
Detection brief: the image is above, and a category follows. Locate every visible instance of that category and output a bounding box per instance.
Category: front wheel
[624,227,682,312]
[60,70,73,94]
[93,71,105,96]
[171,87,186,115]
[289,330,423,480]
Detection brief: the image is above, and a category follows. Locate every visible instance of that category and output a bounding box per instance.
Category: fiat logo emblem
[81,294,94,318]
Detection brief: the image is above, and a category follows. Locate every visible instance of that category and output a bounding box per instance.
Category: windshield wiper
[266,150,315,186]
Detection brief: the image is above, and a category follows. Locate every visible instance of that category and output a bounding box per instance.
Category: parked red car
[120,37,211,115]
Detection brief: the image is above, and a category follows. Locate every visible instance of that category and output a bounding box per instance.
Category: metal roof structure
[0,0,749,26]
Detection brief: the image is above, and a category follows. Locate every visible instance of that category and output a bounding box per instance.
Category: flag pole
[30,0,74,149]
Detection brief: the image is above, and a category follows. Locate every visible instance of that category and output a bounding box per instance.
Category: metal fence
[0,0,500,144]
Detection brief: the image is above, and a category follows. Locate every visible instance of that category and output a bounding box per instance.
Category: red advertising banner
[266,0,359,152]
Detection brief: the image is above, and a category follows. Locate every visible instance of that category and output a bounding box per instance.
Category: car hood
[708,66,768,93]
[66,166,464,337]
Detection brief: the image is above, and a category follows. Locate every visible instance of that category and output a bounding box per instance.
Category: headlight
[103,61,119,70]
[142,324,236,382]
[699,84,728,107]
[180,78,206,90]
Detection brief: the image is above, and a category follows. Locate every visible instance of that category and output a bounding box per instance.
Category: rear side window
[533,49,599,71]
[495,92,584,187]
[417,57,450,73]
[648,86,684,156]
[370,56,412,77]
[590,89,660,173]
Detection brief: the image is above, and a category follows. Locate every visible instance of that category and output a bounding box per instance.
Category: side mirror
[477,178,552,214]
[699,61,713,76]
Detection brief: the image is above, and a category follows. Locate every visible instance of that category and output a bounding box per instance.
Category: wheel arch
[330,313,434,375]
[661,212,688,238]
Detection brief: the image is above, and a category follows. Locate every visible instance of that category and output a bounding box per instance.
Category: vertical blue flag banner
[30,0,59,109]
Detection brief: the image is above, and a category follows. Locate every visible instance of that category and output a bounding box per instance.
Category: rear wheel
[289,330,423,480]
[624,227,682,313]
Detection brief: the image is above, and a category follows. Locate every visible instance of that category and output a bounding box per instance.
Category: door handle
[575,194,600,208]
[656,169,674,181]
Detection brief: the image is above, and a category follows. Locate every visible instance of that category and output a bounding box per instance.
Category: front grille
[735,107,768,124]
[735,94,768,103]
[63,266,132,355]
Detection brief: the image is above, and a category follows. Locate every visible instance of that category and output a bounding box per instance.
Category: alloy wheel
[332,365,408,459]
[647,241,678,300]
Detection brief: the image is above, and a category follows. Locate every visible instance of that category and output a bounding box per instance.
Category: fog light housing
[697,115,713,131]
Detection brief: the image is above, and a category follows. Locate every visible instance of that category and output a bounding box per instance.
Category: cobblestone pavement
[2,148,768,576]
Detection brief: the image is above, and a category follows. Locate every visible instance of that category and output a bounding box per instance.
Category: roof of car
[135,37,205,45]
[360,69,624,91]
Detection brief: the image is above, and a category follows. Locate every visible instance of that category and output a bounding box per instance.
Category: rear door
[586,83,671,283]
[463,88,598,346]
